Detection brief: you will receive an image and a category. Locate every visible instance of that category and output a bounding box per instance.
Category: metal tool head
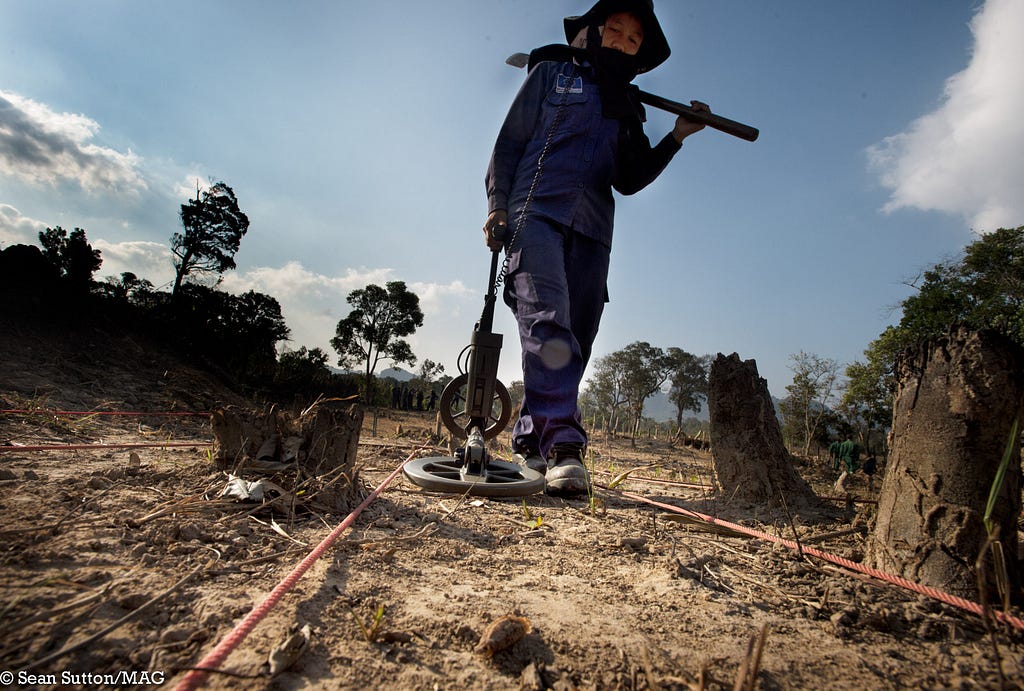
[505,52,530,69]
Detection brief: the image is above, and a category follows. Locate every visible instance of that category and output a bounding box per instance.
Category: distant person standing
[827,439,842,471]
[834,439,861,495]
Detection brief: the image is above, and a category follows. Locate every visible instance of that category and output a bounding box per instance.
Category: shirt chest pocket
[546,73,587,106]
[544,74,596,140]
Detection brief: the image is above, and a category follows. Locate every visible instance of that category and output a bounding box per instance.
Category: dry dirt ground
[1,319,1023,690]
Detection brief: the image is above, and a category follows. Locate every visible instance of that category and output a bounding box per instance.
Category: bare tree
[780,351,841,456]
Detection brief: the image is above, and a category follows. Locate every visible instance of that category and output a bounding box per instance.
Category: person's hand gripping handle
[483,210,508,252]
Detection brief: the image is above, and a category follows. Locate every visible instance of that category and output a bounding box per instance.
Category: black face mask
[592,46,641,120]
[593,46,639,86]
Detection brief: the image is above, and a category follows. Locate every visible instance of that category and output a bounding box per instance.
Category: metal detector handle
[637,90,759,142]
[478,249,501,334]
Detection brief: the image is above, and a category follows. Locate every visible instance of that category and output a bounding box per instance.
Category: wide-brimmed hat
[563,0,670,73]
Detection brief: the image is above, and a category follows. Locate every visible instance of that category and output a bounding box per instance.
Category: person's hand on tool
[483,210,508,251]
[672,100,710,143]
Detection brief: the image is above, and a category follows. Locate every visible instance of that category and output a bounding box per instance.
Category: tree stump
[866,327,1023,602]
[708,353,816,506]
[210,402,364,512]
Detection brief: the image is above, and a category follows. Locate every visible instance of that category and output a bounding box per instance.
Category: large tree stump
[708,353,816,505]
[210,402,364,512]
[866,327,1023,601]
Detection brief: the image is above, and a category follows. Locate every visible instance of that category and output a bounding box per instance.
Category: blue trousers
[503,215,609,458]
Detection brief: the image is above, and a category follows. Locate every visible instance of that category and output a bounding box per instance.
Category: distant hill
[326,366,416,381]
[379,367,414,382]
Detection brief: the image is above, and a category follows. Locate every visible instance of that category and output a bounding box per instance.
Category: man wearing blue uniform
[484,0,710,495]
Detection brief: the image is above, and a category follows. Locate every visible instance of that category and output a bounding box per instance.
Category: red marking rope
[615,490,1024,632]
[2,409,208,416]
[0,442,209,453]
[174,446,422,691]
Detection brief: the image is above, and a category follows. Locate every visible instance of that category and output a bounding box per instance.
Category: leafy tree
[171,181,249,299]
[170,284,289,383]
[275,346,331,396]
[611,341,674,446]
[222,290,291,350]
[779,351,840,457]
[331,281,424,399]
[665,348,710,433]
[584,353,629,437]
[845,226,1024,439]
[840,326,902,450]
[417,358,445,383]
[100,272,155,303]
[507,379,525,416]
[900,226,1024,346]
[38,226,102,294]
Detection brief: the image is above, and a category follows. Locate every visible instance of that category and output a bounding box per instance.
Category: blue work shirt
[487,60,682,249]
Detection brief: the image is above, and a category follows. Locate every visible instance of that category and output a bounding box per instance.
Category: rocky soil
[1,318,1022,690]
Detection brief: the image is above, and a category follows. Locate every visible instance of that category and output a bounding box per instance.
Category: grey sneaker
[511,449,547,476]
[545,444,589,497]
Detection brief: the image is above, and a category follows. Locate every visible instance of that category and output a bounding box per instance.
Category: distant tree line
[0,180,432,405]
[561,226,1023,459]
[578,342,712,446]
[782,225,1024,458]
[4,189,1017,431]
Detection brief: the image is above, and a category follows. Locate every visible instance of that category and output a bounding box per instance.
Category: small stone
[474,615,532,658]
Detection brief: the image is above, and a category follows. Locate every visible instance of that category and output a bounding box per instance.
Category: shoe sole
[544,477,588,497]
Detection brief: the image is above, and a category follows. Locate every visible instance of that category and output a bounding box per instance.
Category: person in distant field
[839,438,860,474]
[827,439,842,471]
[416,389,424,411]
[427,389,438,411]
[484,0,710,496]
[833,439,862,495]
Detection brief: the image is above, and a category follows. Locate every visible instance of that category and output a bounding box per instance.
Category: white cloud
[868,0,1024,231]
[221,262,476,372]
[0,203,45,246]
[92,239,174,287]
[0,90,147,193]
[221,262,399,354]
[172,174,213,204]
[408,279,473,314]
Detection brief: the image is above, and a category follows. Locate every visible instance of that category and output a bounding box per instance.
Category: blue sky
[2,1,1022,399]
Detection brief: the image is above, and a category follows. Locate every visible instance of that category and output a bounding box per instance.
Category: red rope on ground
[1,409,209,416]
[174,446,423,691]
[614,489,1024,632]
[0,442,209,452]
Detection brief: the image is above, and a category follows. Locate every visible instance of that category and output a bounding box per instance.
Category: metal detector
[403,246,545,497]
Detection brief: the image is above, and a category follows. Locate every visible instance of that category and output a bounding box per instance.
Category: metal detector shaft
[464,250,503,429]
